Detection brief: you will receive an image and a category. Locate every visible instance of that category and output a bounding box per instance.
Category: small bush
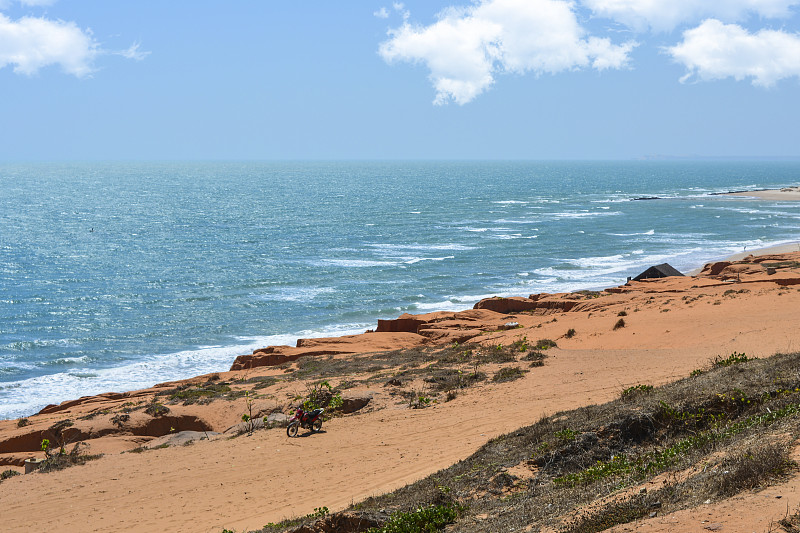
[0,469,20,482]
[555,428,578,443]
[560,494,651,532]
[613,318,626,330]
[307,507,329,519]
[17,418,29,428]
[111,413,130,427]
[565,328,576,339]
[524,350,548,367]
[617,310,628,317]
[168,382,232,403]
[303,380,343,417]
[777,506,800,532]
[144,400,170,417]
[535,339,557,350]
[492,366,527,383]
[366,504,462,533]
[699,442,794,498]
[621,384,654,400]
[713,352,754,367]
[511,337,529,352]
[39,442,102,473]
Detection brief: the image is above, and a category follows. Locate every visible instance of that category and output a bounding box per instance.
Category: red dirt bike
[286,407,324,437]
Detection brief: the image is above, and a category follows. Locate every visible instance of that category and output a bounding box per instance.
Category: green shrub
[613,318,626,330]
[713,352,754,367]
[621,384,654,400]
[366,504,462,533]
[535,339,557,350]
[565,328,576,339]
[301,380,344,420]
[511,337,529,351]
[555,428,578,443]
[307,507,329,519]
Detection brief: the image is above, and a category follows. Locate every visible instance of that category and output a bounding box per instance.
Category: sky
[1,0,799,160]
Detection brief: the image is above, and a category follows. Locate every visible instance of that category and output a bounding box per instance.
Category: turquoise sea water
[1,161,799,419]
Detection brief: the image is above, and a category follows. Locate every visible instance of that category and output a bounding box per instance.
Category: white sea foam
[491,234,523,240]
[404,256,454,264]
[256,286,336,302]
[0,323,371,420]
[368,243,474,251]
[493,219,540,225]
[410,291,524,312]
[315,259,400,268]
[609,229,655,236]
[551,211,622,219]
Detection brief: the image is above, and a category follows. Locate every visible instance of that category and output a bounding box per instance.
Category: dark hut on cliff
[633,263,684,281]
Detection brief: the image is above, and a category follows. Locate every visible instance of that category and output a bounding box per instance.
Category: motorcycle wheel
[287,422,299,437]
[311,418,323,433]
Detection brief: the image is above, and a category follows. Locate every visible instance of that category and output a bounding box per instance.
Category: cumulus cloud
[0,13,98,76]
[374,7,390,19]
[668,19,800,86]
[379,0,636,105]
[0,12,149,77]
[582,0,800,32]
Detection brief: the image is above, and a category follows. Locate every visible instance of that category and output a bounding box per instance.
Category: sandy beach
[0,243,799,532]
[723,186,800,201]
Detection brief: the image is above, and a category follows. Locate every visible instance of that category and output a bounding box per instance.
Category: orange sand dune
[2,252,800,532]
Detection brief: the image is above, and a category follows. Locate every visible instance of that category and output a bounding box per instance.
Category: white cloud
[0,13,149,77]
[118,41,149,61]
[0,0,59,8]
[582,0,800,32]
[668,19,800,86]
[19,0,59,6]
[0,14,98,76]
[374,7,389,19]
[379,0,636,105]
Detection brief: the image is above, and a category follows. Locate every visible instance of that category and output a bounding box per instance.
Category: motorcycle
[286,407,324,437]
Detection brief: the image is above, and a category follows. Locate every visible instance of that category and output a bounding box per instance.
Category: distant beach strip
[631,185,800,202]
[721,186,800,201]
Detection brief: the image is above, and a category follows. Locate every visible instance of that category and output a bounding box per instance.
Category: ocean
[1,161,799,419]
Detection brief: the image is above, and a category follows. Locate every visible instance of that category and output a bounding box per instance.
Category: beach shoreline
[720,185,800,201]
[1,247,800,531]
[678,186,800,274]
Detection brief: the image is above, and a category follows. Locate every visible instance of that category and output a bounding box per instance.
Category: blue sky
[1,0,799,160]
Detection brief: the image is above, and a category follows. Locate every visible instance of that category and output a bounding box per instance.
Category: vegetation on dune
[252,350,800,533]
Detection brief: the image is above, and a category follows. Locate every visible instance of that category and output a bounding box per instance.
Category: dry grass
[253,350,800,533]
